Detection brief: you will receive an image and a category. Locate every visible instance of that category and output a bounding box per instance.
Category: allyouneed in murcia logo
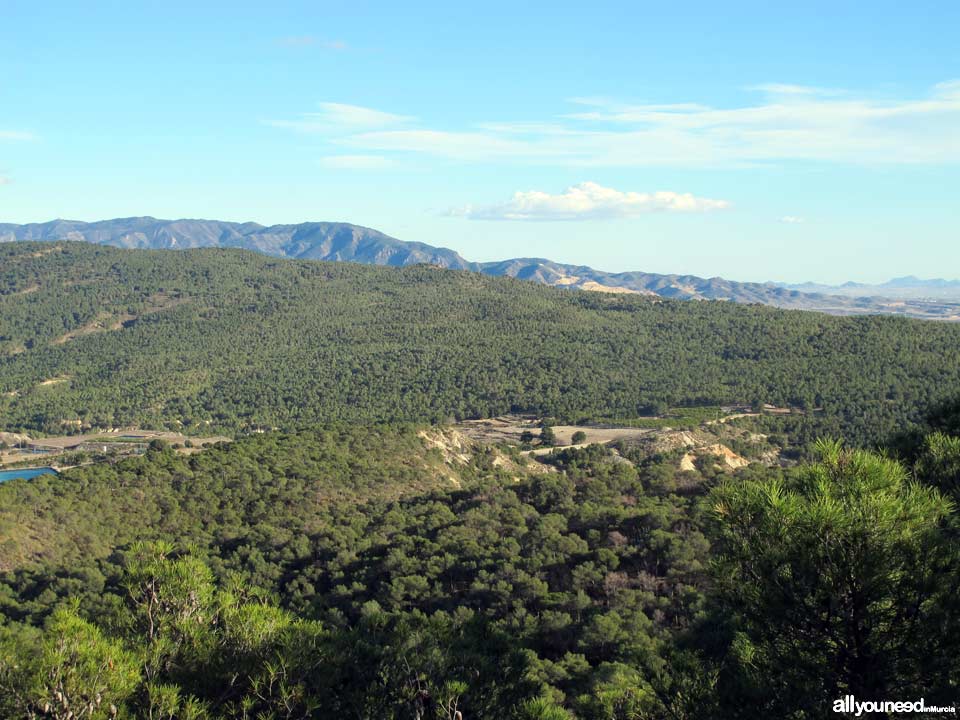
[833,696,957,716]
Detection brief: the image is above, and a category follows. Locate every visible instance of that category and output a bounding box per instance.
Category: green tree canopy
[709,440,956,715]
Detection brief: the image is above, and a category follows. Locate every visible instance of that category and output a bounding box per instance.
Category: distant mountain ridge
[2,216,958,320]
[783,276,960,300]
[0,217,474,269]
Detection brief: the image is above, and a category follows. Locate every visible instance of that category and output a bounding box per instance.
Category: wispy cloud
[0,130,35,141]
[746,83,845,97]
[266,102,413,134]
[270,80,960,167]
[450,182,730,221]
[315,102,412,127]
[0,176,12,185]
[318,154,392,169]
[781,215,804,224]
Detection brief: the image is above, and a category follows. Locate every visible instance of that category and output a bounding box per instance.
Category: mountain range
[2,216,958,320]
[781,277,960,300]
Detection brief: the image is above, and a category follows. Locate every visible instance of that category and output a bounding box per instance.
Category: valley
[1,239,958,719]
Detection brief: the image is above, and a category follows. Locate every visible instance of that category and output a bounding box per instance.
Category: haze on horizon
[1,1,958,285]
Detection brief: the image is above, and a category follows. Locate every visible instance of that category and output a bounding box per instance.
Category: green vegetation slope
[1,418,958,718]
[3,243,960,445]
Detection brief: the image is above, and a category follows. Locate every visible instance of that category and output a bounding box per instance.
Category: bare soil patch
[51,293,188,346]
[37,375,70,387]
[456,415,654,449]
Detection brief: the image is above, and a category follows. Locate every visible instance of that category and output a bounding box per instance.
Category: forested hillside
[2,242,960,446]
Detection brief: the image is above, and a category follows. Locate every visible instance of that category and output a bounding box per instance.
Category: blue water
[0,467,58,483]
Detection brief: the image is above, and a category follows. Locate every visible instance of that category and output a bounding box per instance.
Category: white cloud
[316,103,413,127]
[747,83,844,97]
[933,80,960,100]
[781,216,804,224]
[0,176,12,185]
[318,154,392,169]
[452,182,730,221]
[0,130,35,141]
[270,80,960,166]
[267,103,413,134]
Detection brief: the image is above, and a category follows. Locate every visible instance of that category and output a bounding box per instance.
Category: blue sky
[1,1,958,283]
